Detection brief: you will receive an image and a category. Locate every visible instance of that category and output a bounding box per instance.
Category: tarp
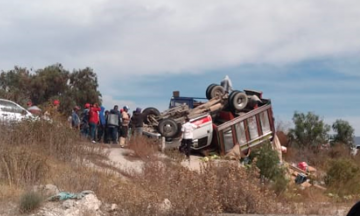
[48,190,94,201]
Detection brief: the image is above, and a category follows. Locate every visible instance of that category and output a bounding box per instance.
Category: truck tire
[228,90,240,104]
[158,118,179,138]
[142,107,160,124]
[209,85,225,99]
[206,84,217,100]
[230,91,248,111]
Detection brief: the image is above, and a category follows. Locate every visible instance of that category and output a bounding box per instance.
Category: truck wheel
[209,85,225,99]
[206,84,217,100]
[158,119,179,138]
[142,107,160,124]
[230,91,248,111]
[229,90,239,104]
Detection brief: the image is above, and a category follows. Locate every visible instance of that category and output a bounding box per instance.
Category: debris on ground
[28,185,120,216]
[48,190,95,201]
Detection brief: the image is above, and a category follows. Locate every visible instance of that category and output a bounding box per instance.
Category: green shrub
[325,158,360,196]
[254,143,288,194]
[255,143,282,180]
[18,191,43,213]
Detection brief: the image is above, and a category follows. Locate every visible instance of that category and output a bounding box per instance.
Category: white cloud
[0,0,360,77]
[101,95,136,111]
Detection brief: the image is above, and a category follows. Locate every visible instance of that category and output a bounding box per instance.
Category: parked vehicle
[142,83,276,155]
[0,99,34,123]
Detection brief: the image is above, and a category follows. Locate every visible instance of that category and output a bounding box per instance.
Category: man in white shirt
[180,116,200,160]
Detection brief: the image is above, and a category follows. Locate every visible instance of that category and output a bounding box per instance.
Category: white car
[351,145,360,156]
[0,99,34,123]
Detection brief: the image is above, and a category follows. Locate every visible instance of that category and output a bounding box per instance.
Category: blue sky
[1,0,360,134]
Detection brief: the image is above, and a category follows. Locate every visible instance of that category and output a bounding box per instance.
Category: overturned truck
[142,83,276,156]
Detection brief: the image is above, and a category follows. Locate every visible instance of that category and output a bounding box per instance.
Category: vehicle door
[0,100,17,122]
[0,100,29,122]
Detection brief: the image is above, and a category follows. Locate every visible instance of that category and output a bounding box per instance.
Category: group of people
[27,99,200,159]
[70,103,144,147]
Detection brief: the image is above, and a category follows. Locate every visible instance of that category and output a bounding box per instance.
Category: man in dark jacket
[107,105,121,144]
[131,107,144,137]
[80,103,90,138]
[104,110,110,143]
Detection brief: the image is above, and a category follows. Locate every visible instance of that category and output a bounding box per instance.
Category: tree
[59,67,102,114]
[0,63,102,116]
[288,111,330,148]
[0,67,32,106]
[30,63,70,106]
[332,119,355,147]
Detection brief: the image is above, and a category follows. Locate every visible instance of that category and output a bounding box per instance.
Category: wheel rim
[211,86,225,99]
[163,123,175,135]
[236,97,245,107]
[159,119,178,137]
[214,89,222,98]
[232,92,248,110]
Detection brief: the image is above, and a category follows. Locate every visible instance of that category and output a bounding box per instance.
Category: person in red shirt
[88,103,101,143]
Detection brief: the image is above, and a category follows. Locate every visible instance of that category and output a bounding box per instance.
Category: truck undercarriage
[142,82,276,156]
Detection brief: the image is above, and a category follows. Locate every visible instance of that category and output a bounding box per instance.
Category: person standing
[120,106,130,148]
[88,103,101,143]
[97,106,106,142]
[180,116,199,160]
[80,103,90,138]
[107,105,121,144]
[44,99,61,121]
[131,107,144,137]
[104,110,110,143]
[71,106,81,130]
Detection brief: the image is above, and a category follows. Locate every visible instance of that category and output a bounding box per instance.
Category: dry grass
[0,118,356,215]
[113,160,278,215]
[0,119,108,200]
[280,140,360,205]
[125,136,160,161]
[0,145,48,187]
[0,184,24,201]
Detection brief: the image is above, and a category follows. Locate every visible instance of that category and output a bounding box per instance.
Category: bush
[254,143,288,195]
[255,143,283,180]
[18,191,43,213]
[325,158,360,196]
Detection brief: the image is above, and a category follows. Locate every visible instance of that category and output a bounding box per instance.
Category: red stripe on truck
[191,115,212,126]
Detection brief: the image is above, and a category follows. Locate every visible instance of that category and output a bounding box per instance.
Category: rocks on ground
[27,184,172,216]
